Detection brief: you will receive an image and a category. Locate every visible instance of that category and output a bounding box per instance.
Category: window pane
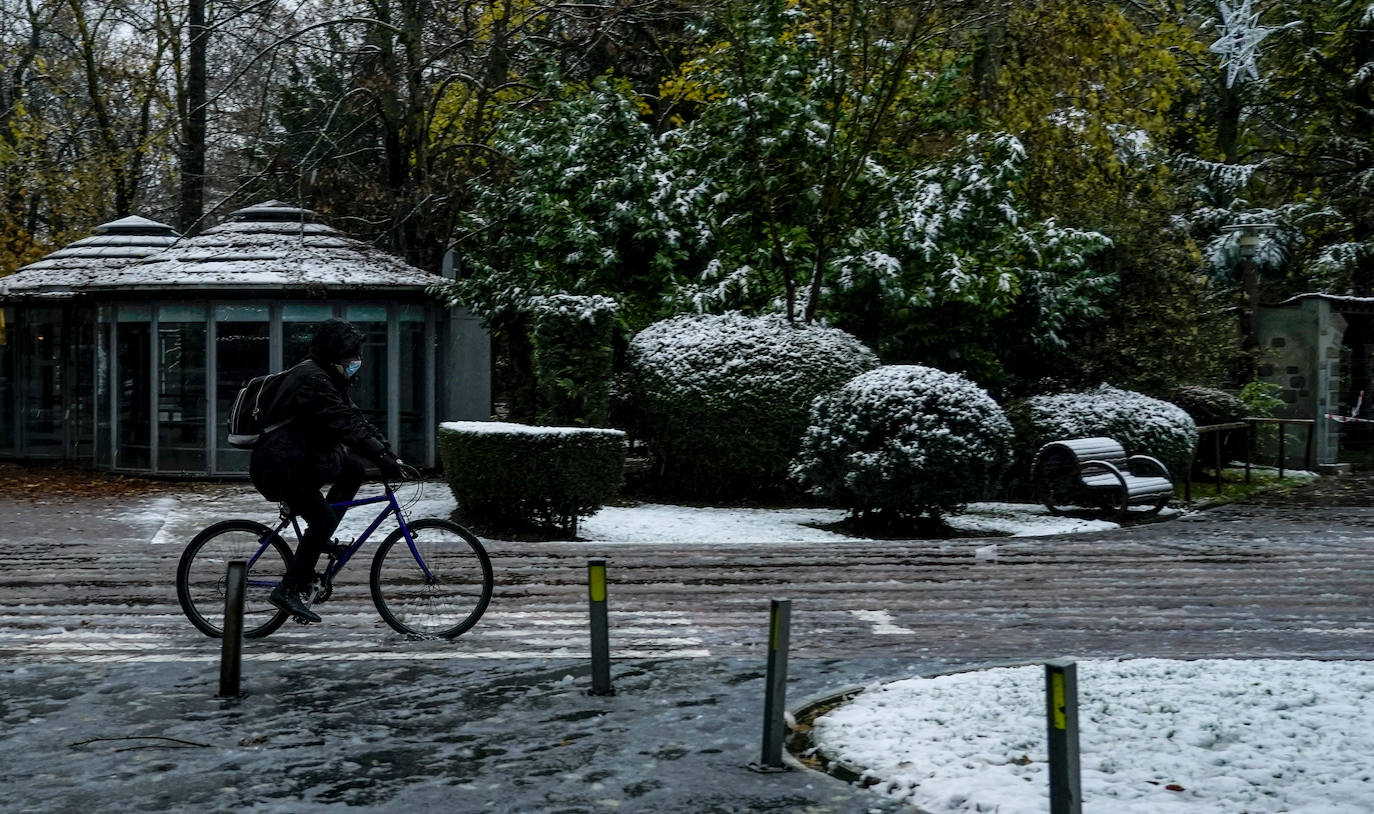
[215,318,270,473]
[215,304,268,321]
[118,304,151,322]
[284,320,314,367]
[157,320,207,472]
[398,318,428,463]
[117,322,152,469]
[0,308,13,452]
[282,304,334,322]
[71,310,96,459]
[351,319,388,432]
[160,304,205,322]
[23,309,64,458]
[283,305,338,366]
[96,321,112,466]
[346,304,387,323]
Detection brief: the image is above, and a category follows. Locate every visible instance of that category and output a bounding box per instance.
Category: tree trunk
[71,0,133,214]
[179,0,207,232]
[1217,81,1242,164]
[803,240,827,324]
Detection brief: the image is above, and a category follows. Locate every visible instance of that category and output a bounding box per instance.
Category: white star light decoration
[1209,0,1273,87]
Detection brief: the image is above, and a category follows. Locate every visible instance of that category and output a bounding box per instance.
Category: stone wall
[1256,297,1343,464]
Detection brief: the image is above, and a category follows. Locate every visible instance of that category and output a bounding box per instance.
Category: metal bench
[1031,437,1174,519]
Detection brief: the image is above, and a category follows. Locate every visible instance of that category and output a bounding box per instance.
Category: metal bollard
[1046,658,1082,814]
[750,598,791,772]
[217,561,247,699]
[587,558,615,696]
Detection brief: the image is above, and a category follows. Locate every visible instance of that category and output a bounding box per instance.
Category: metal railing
[1247,417,1315,478]
[1186,418,1315,503]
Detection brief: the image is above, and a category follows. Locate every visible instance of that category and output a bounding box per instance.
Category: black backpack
[226,366,297,449]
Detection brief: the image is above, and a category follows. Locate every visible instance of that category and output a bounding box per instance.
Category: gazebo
[0,201,490,476]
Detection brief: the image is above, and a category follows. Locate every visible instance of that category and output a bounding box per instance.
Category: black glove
[377,453,406,481]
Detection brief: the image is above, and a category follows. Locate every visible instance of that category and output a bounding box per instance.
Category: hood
[308,318,364,364]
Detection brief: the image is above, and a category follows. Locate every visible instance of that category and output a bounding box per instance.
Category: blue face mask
[344,359,362,378]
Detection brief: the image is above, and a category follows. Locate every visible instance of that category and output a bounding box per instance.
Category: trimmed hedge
[530,294,617,427]
[626,312,879,495]
[791,365,1013,521]
[439,421,626,536]
[1008,384,1198,481]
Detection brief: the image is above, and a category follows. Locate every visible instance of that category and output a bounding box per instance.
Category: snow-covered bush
[791,366,1013,521]
[442,73,686,328]
[1009,385,1198,480]
[1168,386,1249,473]
[439,422,626,536]
[626,313,878,494]
[1168,386,1246,427]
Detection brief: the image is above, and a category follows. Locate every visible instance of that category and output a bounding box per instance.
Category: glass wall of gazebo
[0,202,490,476]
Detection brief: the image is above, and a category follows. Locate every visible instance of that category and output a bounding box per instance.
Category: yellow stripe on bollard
[589,563,607,603]
[1051,671,1067,730]
[1045,658,1081,813]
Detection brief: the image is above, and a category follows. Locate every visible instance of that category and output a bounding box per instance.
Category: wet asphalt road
[3,477,1374,812]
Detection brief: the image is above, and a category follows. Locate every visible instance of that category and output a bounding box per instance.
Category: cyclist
[251,317,406,623]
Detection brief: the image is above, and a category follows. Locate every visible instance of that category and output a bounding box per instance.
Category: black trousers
[279,452,367,591]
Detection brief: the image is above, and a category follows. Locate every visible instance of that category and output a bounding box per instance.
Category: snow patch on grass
[814,658,1374,814]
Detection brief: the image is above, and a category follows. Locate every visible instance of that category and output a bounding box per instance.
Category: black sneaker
[269,585,321,624]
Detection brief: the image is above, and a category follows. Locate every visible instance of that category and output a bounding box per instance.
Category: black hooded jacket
[249,318,389,499]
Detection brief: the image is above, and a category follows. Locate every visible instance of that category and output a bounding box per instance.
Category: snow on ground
[943,502,1122,538]
[578,503,854,543]
[580,501,1127,543]
[812,658,1374,814]
[119,480,1132,544]
[581,496,1158,542]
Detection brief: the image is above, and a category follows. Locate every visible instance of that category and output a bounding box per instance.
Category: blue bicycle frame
[247,486,433,589]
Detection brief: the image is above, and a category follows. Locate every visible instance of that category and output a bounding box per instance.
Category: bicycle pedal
[292,614,315,625]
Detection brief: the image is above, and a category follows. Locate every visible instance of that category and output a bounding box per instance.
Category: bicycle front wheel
[370,519,493,639]
[176,520,291,639]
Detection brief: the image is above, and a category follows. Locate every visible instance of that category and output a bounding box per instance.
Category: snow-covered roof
[0,201,437,301]
[0,216,181,299]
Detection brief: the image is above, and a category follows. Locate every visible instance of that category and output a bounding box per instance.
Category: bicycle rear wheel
[176,520,292,638]
[370,519,493,639]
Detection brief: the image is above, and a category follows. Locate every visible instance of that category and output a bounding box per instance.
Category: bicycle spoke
[370,519,492,639]
[176,521,290,638]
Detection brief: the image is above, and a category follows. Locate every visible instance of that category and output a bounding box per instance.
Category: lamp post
[1221,222,1277,369]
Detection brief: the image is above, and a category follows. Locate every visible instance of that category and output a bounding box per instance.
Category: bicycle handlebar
[378,459,424,487]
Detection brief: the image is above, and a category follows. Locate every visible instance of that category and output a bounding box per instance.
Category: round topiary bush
[1009,384,1198,481]
[1169,385,1249,472]
[626,312,879,495]
[791,365,1013,521]
[1169,386,1247,426]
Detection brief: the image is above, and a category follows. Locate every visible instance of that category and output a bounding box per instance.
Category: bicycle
[175,476,493,640]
